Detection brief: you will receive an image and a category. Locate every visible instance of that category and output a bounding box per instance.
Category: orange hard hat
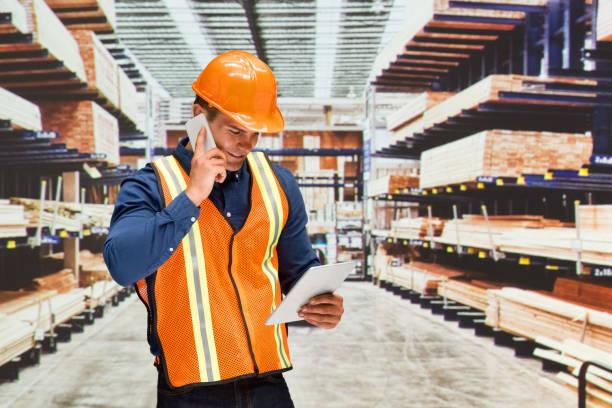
[192,50,284,133]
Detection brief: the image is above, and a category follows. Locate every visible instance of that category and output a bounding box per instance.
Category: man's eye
[229,129,240,135]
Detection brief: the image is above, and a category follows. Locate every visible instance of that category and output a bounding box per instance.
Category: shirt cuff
[164,191,201,222]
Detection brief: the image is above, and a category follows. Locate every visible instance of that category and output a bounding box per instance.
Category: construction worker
[103,50,344,407]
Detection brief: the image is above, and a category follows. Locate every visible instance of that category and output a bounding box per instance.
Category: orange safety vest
[135,151,292,389]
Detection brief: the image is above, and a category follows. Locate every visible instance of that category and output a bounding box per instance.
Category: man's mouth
[227,152,245,159]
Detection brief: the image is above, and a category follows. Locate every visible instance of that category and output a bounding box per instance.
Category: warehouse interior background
[1,0,612,407]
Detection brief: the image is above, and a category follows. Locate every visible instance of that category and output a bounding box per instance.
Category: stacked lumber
[535,338,612,408]
[38,101,119,165]
[579,205,612,231]
[368,175,420,196]
[553,278,612,311]
[118,67,141,127]
[28,269,78,294]
[389,261,468,294]
[419,130,592,189]
[486,287,612,353]
[0,0,27,33]
[11,197,82,231]
[438,278,501,311]
[71,30,119,107]
[11,289,86,332]
[0,200,28,238]
[0,87,42,130]
[436,214,569,249]
[499,227,612,266]
[387,92,455,131]
[79,250,110,287]
[394,75,596,143]
[86,279,120,308]
[0,289,57,315]
[0,315,35,367]
[597,0,612,42]
[19,0,86,81]
[391,216,445,239]
[45,0,116,32]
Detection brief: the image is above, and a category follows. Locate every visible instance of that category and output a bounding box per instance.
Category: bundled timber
[11,289,86,332]
[0,315,35,367]
[394,75,596,143]
[38,101,119,165]
[579,205,612,231]
[118,67,141,127]
[0,87,42,131]
[28,269,78,294]
[11,197,82,231]
[0,0,27,34]
[385,261,470,294]
[45,0,116,32]
[486,287,612,353]
[437,279,501,311]
[368,175,420,196]
[535,338,612,408]
[387,92,455,131]
[0,200,28,238]
[419,130,592,189]
[80,250,110,287]
[71,30,119,107]
[85,279,120,308]
[391,216,444,239]
[0,289,57,315]
[19,0,86,81]
[553,278,612,311]
[597,0,612,42]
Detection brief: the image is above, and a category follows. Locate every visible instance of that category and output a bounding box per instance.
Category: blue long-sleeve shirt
[103,137,319,354]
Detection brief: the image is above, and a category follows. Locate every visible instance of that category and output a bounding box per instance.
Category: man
[103,50,344,407]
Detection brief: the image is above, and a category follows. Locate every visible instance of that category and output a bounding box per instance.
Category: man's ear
[192,103,205,117]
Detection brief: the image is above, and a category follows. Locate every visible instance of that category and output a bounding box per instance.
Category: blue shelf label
[477,176,494,183]
[593,267,612,277]
[591,155,612,167]
[41,235,61,245]
[91,227,109,235]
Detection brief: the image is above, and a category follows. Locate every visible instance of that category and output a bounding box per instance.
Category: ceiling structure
[113,0,407,99]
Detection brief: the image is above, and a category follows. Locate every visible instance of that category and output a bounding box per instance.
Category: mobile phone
[185,113,217,152]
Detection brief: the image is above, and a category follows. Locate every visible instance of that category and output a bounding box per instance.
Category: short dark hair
[194,95,220,122]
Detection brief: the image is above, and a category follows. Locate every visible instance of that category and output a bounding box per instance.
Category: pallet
[38,100,119,165]
[419,129,592,189]
[71,30,118,107]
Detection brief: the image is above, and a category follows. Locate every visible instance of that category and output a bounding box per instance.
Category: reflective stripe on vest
[137,151,292,388]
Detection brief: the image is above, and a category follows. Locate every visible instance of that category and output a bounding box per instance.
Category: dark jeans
[157,369,295,408]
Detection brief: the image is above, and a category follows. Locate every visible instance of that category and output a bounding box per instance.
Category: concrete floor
[0,282,574,408]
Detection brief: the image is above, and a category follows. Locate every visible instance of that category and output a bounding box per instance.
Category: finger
[205,148,226,160]
[302,314,338,329]
[215,168,227,184]
[309,293,342,306]
[300,304,342,316]
[195,125,207,154]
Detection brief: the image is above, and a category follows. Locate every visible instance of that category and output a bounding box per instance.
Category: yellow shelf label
[517,176,526,185]
[387,194,392,200]
[544,172,553,180]
[460,185,467,191]
[6,240,16,249]
[423,242,429,248]
[446,246,454,253]
[403,240,408,245]
[446,187,453,193]
[83,229,91,236]
[59,230,69,238]
[402,188,409,193]
[477,183,485,189]
[478,251,486,259]
[394,189,400,194]
[467,248,476,254]
[387,238,393,243]
[519,256,530,265]
[432,188,438,194]
[578,168,588,177]
[545,265,560,271]
[422,190,428,195]
[496,179,504,186]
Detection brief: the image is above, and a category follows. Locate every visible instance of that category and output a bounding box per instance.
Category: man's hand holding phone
[185,125,227,206]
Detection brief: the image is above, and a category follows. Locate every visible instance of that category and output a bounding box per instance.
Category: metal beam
[240,0,266,63]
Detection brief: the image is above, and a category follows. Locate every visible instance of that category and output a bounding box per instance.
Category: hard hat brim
[192,84,285,134]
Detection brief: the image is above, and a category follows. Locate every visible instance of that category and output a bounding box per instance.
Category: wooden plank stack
[10,197,83,231]
[597,0,612,42]
[10,288,86,332]
[393,75,596,143]
[20,0,86,81]
[535,338,612,408]
[79,250,110,287]
[368,175,420,196]
[0,0,28,33]
[579,205,612,231]
[387,92,455,131]
[438,278,501,311]
[71,30,119,108]
[0,200,28,238]
[45,0,116,32]
[38,100,119,165]
[118,67,141,127]
[391,216,445,239]
[0,314,35,367]
[0,87,42,130]
[486,287,612,353]
[86,279,120,308]
[419,129,592,189]
[553,277,612,312]
[28,269,78,294]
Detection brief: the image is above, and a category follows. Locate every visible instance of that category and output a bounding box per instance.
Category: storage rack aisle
[366,0,612,406]
[0,0,143,383]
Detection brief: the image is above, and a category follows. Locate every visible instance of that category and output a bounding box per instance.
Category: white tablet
[265,261,356,326]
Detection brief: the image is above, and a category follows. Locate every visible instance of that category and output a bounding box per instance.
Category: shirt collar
[175,136,247,183]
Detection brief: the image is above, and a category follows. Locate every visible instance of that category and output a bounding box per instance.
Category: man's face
[193,105,259,171]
